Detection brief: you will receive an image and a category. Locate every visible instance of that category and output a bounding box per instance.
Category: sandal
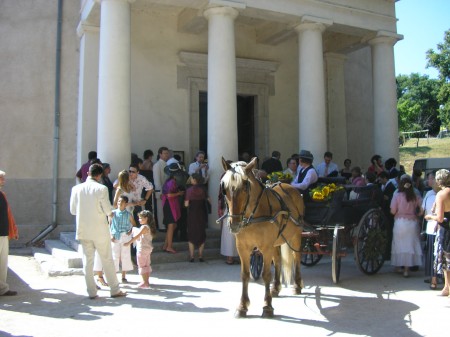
[441,288,449,297]
[111,291,127,298]
[430,277,438,290]
[97,277,108,287]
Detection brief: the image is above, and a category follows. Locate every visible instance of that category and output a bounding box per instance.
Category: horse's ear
[245,157,258,173]
[222,157,232,171]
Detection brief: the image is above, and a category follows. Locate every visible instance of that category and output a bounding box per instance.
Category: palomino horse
[219,157,304,318]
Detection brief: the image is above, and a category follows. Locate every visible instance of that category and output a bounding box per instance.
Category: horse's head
[220,157,258,233]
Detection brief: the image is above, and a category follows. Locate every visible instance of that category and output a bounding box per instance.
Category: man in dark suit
[261,151,283,174]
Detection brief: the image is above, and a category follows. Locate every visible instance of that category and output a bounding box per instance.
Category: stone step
[45,239,83,268]
[38,229,223,276]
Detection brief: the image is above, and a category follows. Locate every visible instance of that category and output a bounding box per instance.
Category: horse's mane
[221,161,250,190]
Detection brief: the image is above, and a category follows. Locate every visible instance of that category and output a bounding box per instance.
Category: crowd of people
[70,147,215,297]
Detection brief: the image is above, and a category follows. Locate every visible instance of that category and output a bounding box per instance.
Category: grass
[399,136,450,174]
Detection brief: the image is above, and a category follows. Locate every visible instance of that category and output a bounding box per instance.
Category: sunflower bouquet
[310,183,344,202]
[266,171,293,184]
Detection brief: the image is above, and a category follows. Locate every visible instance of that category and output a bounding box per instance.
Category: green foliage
[426,29,450,128]
[396,73,440,134]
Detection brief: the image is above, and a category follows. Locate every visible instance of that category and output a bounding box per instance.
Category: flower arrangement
[266,171,293,184]
[310,183,344,202]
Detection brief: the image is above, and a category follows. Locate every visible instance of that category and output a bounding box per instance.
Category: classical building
[0,0,402,244]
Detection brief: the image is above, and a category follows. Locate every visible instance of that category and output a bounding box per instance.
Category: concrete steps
[33,229,223,276]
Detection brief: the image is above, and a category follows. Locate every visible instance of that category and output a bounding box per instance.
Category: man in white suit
[70,164,126,299]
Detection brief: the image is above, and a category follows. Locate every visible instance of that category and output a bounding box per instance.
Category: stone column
[97,0,134,177]
[325,52,348,164]
[204,6,239,226]
[295,17,332,161]
[76,22,100,170]
[369,32,402,161]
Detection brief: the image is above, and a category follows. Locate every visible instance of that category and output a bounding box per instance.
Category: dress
[185,185,207,247]
[161,178,181,228]
[132,225,153,275]
[439,212,450,271]
[390,192,423,267]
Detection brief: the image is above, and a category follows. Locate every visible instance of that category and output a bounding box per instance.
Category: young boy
[110,195,136,283]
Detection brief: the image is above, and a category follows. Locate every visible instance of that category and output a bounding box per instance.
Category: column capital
[324,52,348,62]
[204,6,240,20]
[295,15,333,34]
[77,20,100,37]
[366,31,403,46]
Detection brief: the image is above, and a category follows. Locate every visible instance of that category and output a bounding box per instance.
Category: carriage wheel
[301,236,323,266]
[355,208,388,275]
[331,225,342,284]
[250,249,263,280]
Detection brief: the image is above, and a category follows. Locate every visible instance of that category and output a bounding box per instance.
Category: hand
[424,214,433,221]
[138,200,146,206]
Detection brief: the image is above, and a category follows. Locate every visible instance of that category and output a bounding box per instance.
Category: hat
[164,162,182,175]
[298,150,314,161]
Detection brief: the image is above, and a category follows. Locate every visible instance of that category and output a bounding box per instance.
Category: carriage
[299,177,388,283]
[249,177,388,284]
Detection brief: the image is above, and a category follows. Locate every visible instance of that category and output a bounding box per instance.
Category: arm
[129,214,137,228]
[291,169,317,190]
[425,191,446,223]
[390,194,398,216]
[69,187,78,215]
[124,226,149,246]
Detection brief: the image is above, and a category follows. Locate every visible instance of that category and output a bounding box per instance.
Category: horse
[219,157,305,318]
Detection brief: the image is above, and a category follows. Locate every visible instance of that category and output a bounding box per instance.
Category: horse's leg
[235,250,251,318]
[261,248,275,318]
[271,246,282,297]
[293,235,303,295]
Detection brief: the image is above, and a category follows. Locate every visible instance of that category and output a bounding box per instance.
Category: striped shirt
[110,209,132,240]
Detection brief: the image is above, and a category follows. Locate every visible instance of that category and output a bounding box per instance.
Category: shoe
[165,248,177,254]
[97,277,108,287]
[1,290,17,296]
[189,257,194,263]
[111,291,127,298]
[89,295,99,300]
[121,278,128,283]
[441,288,449,297]
[199,258,205,262]
[403,271,409,278]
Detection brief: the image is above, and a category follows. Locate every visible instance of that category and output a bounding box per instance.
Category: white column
[97,0,134,177]
[76,22,99,170]
[369,32,402,161]
[295,17,331,161]
[204,6,239,227]
[325,52,348,164]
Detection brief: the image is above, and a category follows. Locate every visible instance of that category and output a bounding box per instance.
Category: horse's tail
[281,243,294,286]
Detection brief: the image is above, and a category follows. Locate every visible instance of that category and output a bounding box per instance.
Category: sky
[394,0,450,79]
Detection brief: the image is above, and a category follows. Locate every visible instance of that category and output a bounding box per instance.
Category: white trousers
[0,236,10,295]
[80,239,120,297]
[111,233,133,272]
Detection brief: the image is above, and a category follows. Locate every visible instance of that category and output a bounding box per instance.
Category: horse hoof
[234,309,247,318]
[261,306,274,318]
[293,287,302,295]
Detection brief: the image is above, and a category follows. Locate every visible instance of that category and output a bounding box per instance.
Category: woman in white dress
[390,175,423,277]
[219,171,238,264]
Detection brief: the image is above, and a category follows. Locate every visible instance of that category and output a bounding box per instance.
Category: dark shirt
[261,157,283,175]
[0,192,9,236]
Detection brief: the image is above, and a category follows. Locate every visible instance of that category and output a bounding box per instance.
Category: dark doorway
[199,92,255,158]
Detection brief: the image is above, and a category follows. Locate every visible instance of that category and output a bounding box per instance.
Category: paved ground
[1,249,448,337]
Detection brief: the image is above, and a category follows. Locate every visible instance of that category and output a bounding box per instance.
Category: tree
[426,29,450,128]
[396,73,441,135]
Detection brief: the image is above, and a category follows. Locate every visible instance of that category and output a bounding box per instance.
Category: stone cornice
[364,30,403,46]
